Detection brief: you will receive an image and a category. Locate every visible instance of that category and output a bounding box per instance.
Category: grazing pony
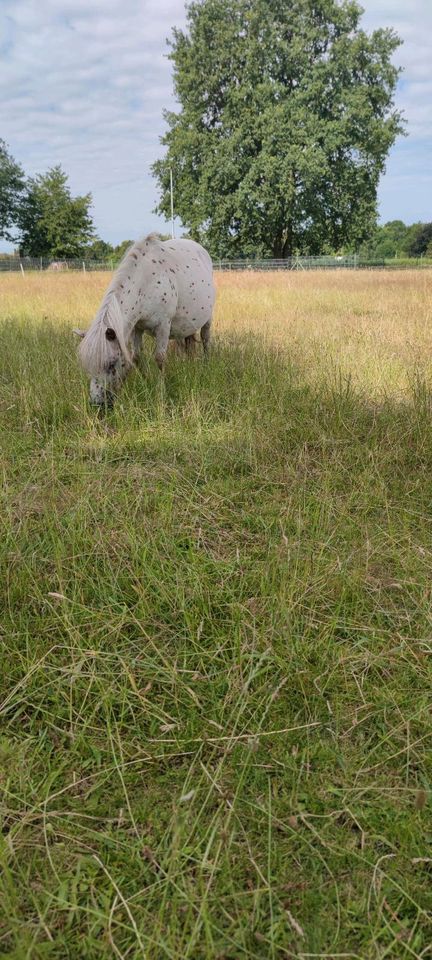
[74,233,215,406]
[49,261,68,271]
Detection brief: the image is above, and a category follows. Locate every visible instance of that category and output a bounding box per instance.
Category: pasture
[1,269,432,958]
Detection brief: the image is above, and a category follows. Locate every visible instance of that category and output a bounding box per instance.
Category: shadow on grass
[2,317,432,492]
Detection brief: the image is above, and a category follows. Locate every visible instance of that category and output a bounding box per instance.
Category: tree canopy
[17,166,95,258]
[153,0,403,258]
[0,140,25,242]
[84,238,115,261]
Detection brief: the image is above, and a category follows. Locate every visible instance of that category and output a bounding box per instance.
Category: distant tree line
[0,140,133,262]
[2,1,426,264]
[1,140,431,264]
[358,221,432,260]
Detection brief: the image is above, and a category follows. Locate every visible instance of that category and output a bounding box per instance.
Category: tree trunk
[282,219,294,259]
[272,236,283,259]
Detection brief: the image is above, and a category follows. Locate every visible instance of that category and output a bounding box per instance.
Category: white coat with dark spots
[74,233,215,406]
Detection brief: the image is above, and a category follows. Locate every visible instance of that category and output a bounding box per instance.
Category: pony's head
[74,295,132,407]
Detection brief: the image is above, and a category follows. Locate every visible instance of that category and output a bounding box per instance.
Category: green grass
[1,307,432,959]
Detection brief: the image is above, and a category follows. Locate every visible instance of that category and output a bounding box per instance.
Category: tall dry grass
[2,267,431,396]
[217,269,432,395]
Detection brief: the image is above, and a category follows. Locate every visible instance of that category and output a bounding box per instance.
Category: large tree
[153,0,403,258]
[18,166,95,258]
[0,140,25,242]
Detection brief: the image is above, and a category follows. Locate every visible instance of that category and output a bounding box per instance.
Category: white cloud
[361,0,432,139]
[0,0,430,249]
[0,0,187,245]
[360,0,432,220]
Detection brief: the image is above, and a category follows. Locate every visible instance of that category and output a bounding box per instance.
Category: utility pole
[169,167,175,239]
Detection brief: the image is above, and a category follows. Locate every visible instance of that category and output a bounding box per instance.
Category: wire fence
[215,255,432,271]
[0,257,114,273]
[0,254,431,273]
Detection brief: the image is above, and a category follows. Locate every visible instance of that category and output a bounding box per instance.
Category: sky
[0,0,431,250]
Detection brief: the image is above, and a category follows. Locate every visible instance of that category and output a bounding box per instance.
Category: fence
[0,257,114,273]
[218,255,360,270]
[0,254,431,273]
[215,255,432,271]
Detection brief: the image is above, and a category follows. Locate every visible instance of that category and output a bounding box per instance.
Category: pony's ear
[105,327,117,341]
[73,328,86,338]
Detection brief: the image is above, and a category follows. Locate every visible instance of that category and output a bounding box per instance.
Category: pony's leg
[200,320,211,357]
[184,334,196,357]
[132,329,143,362]
[154,321,171,371]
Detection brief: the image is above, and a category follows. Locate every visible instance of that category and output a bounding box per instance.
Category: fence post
[82,261,86,273]
[20,263,25,276]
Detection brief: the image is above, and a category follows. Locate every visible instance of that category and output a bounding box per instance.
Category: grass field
[1,269,432,959]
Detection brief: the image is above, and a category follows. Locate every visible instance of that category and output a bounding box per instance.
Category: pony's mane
[78,293,131,376]
[78,233,162,376]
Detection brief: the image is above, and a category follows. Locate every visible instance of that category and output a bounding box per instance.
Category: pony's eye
[105,327,116,341]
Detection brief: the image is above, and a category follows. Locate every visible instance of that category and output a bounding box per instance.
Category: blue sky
[0,0,430,250]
